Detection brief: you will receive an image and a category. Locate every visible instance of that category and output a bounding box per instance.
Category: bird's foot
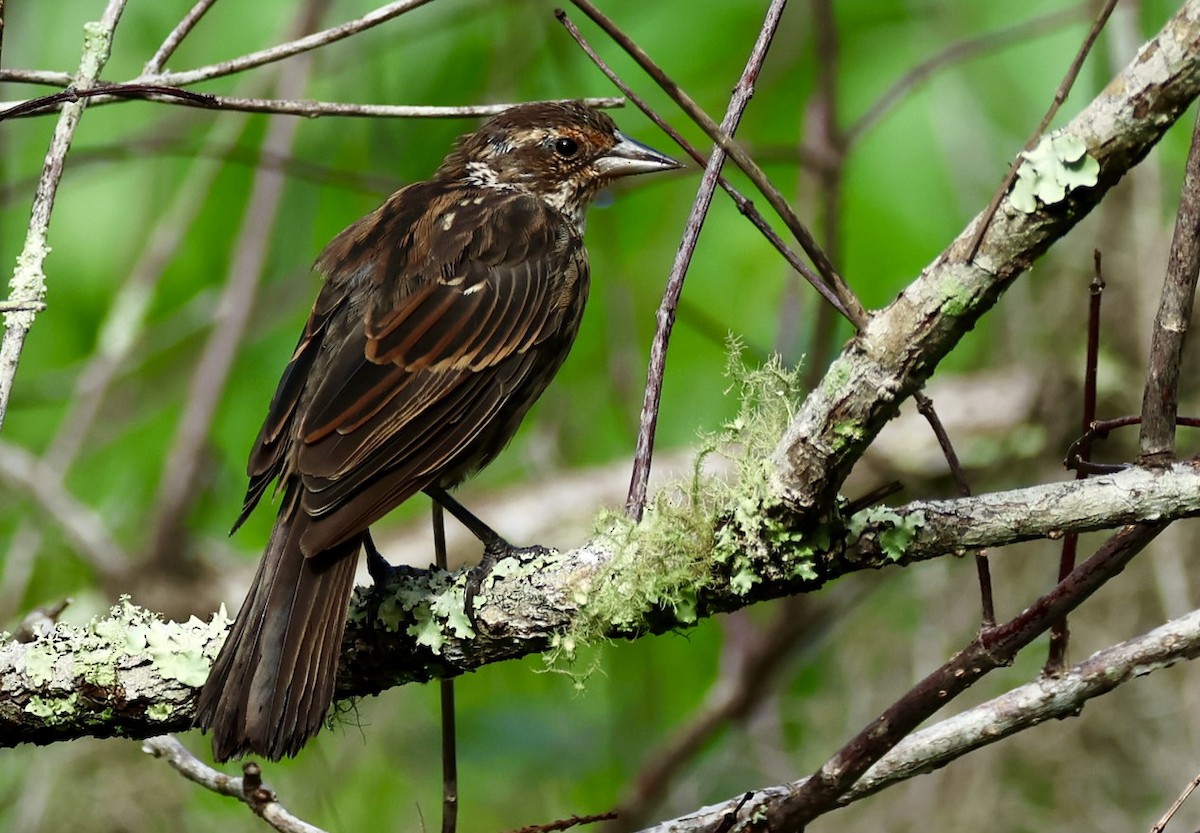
[464,537,553,633]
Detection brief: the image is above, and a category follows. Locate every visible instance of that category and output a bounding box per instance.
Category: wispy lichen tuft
[564,341,810,653]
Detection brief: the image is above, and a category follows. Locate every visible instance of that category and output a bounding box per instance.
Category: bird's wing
[240,182,586,554]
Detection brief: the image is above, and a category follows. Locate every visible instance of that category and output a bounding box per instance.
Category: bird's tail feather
[195,493,361,762]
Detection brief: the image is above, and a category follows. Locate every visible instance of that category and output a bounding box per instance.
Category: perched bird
[194,101,680,761]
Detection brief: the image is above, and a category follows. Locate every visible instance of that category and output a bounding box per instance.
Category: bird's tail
[194,492,361,762]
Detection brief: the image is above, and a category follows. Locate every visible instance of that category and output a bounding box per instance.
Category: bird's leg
[364,529,423,585]
[423,486,515,626]
[423,486,511,551]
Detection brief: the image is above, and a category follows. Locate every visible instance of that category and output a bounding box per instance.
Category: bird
[193,101,681,762]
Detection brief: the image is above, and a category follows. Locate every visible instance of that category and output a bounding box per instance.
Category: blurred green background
[4,1,1200,831]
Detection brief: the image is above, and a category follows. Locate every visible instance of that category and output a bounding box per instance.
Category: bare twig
[144,0,222,75]
[913,390,994,626]
[1140,108,1200,461]
[0,0,128,433]
[504,812,619,833]
[554,12,842,316]
[801,0,845,382]
[845,3,1088,147]
[0,83,215,121]
[0,68,73,86]
[431,503,459,833]
[0,92,626,120]
[624,0,787,520]
[144,0,325,564]
[143,736,329,833]
[1046,251,1106,673]
[565,0,868,331]
[1151,769,1200,833]
[137,0,438,88]
[966,0,1118,261]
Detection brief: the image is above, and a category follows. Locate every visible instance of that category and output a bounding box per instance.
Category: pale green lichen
[146,702,175,722]
[1010,133,1099,213]
[848,507,927,561]
[19,598,229,695]
[402,570,477,654]
[25,693,79,722]
[24,644,56,687]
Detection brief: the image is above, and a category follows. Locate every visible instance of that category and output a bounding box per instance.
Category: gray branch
[3,464,1199,747]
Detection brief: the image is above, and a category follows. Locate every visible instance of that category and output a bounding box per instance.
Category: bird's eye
[553,137,579,158]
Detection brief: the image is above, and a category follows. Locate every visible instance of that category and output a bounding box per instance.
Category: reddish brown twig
[772,521,1166,827]
[1140,108,1200,461]
[1045,251,1106,674]
[503,811,618,833]
[0,83,216,121]
[913,390,994,626]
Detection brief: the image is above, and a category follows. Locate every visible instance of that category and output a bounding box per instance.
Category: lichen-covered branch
[4,463,1200,747]
[772,0,1200,515]
[0,1,127,432]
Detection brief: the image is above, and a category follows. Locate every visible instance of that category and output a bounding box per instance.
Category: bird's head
[437,101,681,225]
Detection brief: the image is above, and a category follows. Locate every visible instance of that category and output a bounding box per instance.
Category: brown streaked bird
[193,101,680,762]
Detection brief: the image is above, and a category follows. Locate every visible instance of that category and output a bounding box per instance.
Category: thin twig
[966,0,1118,261]
[1151,769,1200,833]
[1046,251,1106,673]
[144,0,326,564]
[0,91,625,120]
[432,502,459,833]
[144,0,222,74]
[1140,107,1200,460]
[555,13,841,316]
[845,3,1089,147]
[137,0,438,88]
[503,812,618,833]
[624,0,788,520]
[143,736,330,833]
[0,0,128,433]
[913,390,994,626]
[802,0,845,385]
[565,0,867,331]
[0,83,216,121]
[0,68,73,86]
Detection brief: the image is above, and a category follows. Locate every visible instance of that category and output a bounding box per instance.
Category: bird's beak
[595,132,683,178]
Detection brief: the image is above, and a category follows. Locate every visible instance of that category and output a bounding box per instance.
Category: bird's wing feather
[239,183,584,555]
